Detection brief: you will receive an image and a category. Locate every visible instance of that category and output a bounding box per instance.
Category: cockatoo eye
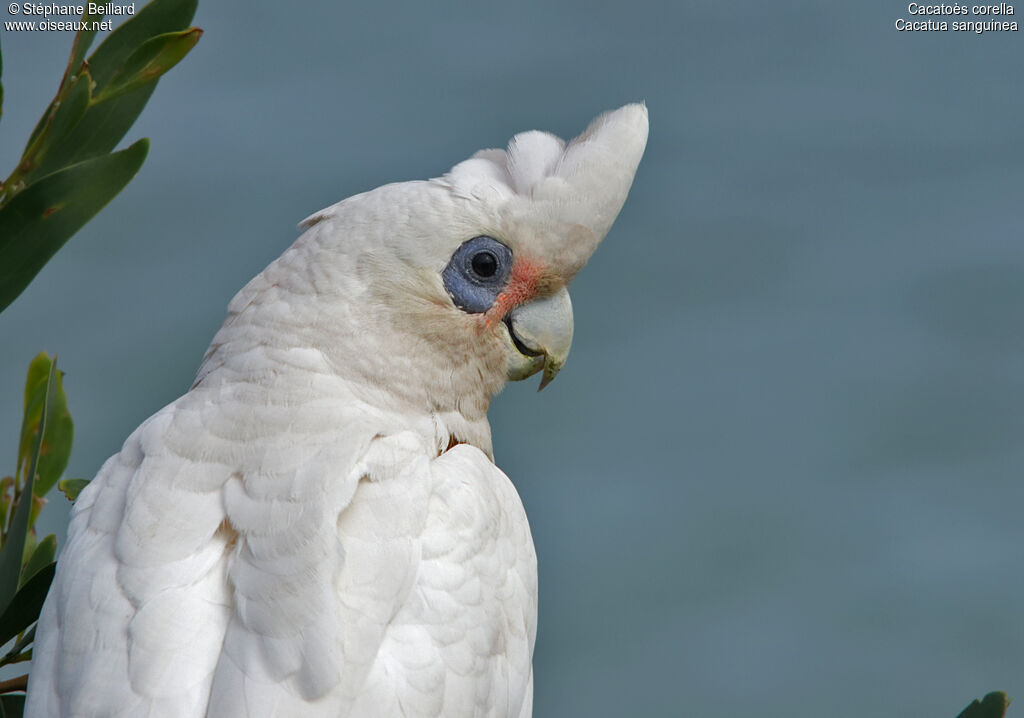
[442,236,513,313]
[471,251,498,278]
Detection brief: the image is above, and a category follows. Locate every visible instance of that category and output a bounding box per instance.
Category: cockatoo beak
[505,287,574,391]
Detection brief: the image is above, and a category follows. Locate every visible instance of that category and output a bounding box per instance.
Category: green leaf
[22,86,157,180]
[87,0,198,90]
[20,355,50,418]
[19,71,94,184]
[958,692,1010,718]
[47,70,92,142]
[94,28,203,104]
[19,535,55,588]
[0,139,149,313]
[8,0,200,198]
[26,496,44,535]
[67,10,106,74]
[0,360,56,616]
[17,354,74,500]
[15,531,35,578]
[21,10,104,155]
[24,18,202,180]
[0,695,24,718]
[0,563,54,648]
[0,625,34,669]
[0,653,30,669]
[0,479,12,530]
[57,478,90,503]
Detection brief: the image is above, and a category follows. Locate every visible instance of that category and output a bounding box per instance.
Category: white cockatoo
[25,104,648,717]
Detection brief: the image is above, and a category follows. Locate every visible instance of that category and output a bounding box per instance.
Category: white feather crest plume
[440,103,648,279]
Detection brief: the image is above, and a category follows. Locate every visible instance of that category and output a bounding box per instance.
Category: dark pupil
[471,251,498,278]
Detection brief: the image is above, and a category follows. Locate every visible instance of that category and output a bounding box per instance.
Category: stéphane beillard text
[18,3,136,16]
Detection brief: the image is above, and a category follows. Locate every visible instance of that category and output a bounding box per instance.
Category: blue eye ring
[443,236,513,313]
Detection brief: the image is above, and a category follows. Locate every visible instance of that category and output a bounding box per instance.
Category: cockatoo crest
[442,103,649,280]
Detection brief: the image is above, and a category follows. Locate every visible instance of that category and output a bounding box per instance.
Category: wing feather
[27,384,535,718]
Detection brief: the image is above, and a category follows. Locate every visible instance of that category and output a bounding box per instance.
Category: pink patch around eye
[483,258,544,327]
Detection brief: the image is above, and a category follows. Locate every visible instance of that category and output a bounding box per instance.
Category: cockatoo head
[434,103,649,391]
[220,104,647,442]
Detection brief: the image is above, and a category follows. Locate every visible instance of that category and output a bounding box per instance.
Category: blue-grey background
[2,2,1022,715]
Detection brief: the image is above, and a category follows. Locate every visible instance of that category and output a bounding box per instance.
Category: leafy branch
[0,0,202,313]
[0,2,200,711]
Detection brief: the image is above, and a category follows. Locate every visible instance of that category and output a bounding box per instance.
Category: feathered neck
[193,223,498,458]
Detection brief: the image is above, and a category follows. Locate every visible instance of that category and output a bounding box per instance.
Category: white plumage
[25,104,648,717]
